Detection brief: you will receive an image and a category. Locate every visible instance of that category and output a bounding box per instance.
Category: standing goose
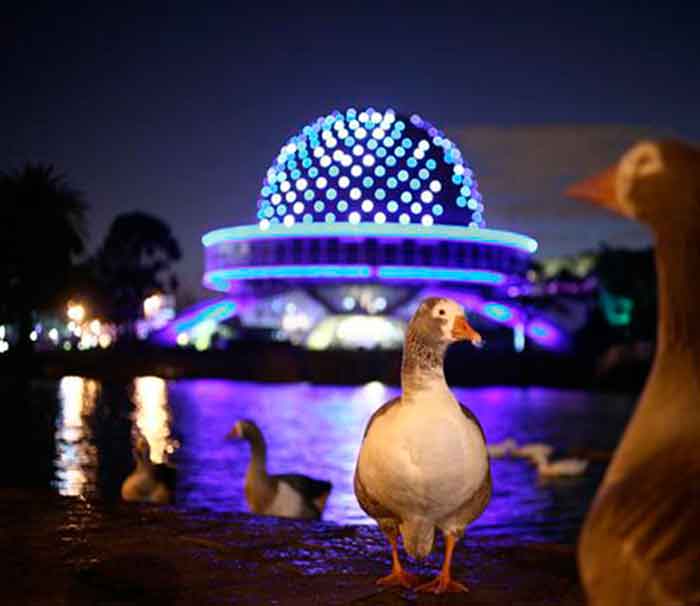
[121,434,176,504]
[354,297,490,594]
[227,419,332,520]
[567,140,700,605]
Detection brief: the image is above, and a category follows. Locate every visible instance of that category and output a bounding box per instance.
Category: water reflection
[131,376,176,464]
[40,378,633,543]
[54,376,99,496]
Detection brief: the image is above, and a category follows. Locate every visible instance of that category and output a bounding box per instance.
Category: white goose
[354,297,489,594]
[529,451,588,478]
[567,140,700,605]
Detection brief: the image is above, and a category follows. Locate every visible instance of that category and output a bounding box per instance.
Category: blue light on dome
[255,106,488,229]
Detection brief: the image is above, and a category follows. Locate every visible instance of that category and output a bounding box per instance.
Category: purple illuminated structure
[168,107,567,351]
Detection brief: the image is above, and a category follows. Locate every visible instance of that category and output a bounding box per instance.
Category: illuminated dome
[256,107,485,230]
[187,105,568,353]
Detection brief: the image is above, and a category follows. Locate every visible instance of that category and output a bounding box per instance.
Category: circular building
[168,107,565,351]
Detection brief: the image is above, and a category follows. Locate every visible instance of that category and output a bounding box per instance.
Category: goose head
[226,419,263,443]
[565,140,700,231]
[409,297,482,347]
[133,435,151,465]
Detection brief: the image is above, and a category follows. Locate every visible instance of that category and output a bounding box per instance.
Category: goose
[354,297,490,594]
[566,140,700,605]
[529,451,588,478]
[512,442,554,461]
[487,437,518,458]
[226,419,332,520]
[121,434,176,504]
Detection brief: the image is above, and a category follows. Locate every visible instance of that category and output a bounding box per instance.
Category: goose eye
[438,309,445,316]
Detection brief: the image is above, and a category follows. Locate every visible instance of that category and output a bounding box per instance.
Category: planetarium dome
[180,106,566,351]
[255,107,485,230]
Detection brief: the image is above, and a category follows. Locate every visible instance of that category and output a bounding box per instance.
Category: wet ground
[2,488,584,605]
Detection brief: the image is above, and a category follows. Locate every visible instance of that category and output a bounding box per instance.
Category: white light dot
[351,165,362,177]
[332,150,344,161]
[358,112,369,123]
[283,214,295,227]
[411,202,422,214]
[399,213,410,225]
[372,128,385,139]
[421,215,434,226]
[295,178,308,191]
[413,149,425,160]
[371,112,383,123]
[271,193,282,204]
[349,119,359,130]
[429,180,442,193]
[361,199,374,212]
[326,138,337,148]
[293,202,304,214]
[418,140,430,151]
[285,191,296,203]
[320,155,331,168]
[259,219,270,230]
[356,127,367,139]
[349,211,361,224]
[362,154,375,167]
[420,190,433,203]
[454,164,465,175]
[338,176,350,189]
[374,212,386,224]
[280,181,291,193]
[350,187,362,200]
[313,147,325,158]
[353,144,364,156]
[316,177,328,189]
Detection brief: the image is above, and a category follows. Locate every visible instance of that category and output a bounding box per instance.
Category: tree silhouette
[97,212,181,334]
[0,164,87,353]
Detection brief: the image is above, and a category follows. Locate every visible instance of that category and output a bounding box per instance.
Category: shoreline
[1,487,585,605]
[0,342,648,392]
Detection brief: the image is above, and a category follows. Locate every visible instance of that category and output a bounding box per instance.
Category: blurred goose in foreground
[121,435,176,504]
[567,140,700,605]
[227,419,332,520]
[355,297,489,594]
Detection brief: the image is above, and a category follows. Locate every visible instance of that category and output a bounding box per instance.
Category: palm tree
[0,163,87,354]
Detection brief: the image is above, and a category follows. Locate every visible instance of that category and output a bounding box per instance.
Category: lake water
[9,377,634,544]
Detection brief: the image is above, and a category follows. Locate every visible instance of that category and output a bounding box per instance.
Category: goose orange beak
[226,425,241,440]
[452,315,482,346]
[565,164,627,216]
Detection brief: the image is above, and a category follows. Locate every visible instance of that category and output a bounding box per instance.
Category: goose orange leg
[376,534,420,589]
[415,533,468,594]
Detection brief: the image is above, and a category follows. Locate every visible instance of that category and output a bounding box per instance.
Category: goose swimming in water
[567,140,700,605]
[121,434,176,504]
[227,419,332,520]
[354,297,490,594]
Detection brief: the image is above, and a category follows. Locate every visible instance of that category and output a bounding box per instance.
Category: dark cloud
[450,124,672,257]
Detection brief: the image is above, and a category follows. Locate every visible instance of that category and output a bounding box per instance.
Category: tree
[96,212,181,333]
[0,164,87,353]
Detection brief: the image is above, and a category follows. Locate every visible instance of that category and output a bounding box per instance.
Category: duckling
[121,435,176,504]
[567,140,700,605]
[354,297,490,593]
[227,419,332,520]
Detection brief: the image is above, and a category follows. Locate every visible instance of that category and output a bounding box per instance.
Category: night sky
[4,3,699,296]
